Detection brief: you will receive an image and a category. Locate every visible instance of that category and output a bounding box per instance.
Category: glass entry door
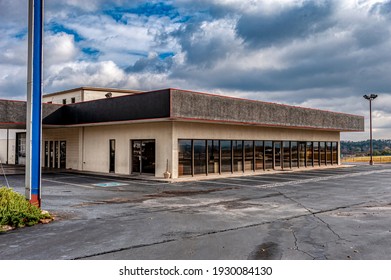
[60,141,66,168]
[109,139,115,173]
[44,140,66,169]
[132,140,155,175]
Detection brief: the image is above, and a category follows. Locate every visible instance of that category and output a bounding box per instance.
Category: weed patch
[0,187,52,232]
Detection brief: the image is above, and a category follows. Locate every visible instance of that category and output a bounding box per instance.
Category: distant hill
[341,140,391,156]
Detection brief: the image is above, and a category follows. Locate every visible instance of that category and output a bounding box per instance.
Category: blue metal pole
[26,0,43,207]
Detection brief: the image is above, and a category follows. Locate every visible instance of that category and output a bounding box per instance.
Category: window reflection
[178,140,192,176]
[233,140,243,172]
[178,139,339,177]
[291,141,298,168]
[194,140,206,175]
[244,141,254,171]
[255,141,264,170]
[208,140,220,174]
[221,140,232,173]
[264,141,273,169]
[283,141,290,169]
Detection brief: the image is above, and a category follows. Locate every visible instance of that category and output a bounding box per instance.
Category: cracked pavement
[1,164,391,260]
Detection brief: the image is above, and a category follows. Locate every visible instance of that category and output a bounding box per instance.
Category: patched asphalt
[1,164,391,260]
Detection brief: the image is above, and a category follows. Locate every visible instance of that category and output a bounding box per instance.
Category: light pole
[363,94,378,165]
[26,0,44,207]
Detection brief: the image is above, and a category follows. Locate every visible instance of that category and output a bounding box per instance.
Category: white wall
[42,123,172,177]
[0,129,25,164]
[81,122,172,177]
[43,90,83,104]
[43,127,80,169]
[83,90,137,101]
[43,89,139,104]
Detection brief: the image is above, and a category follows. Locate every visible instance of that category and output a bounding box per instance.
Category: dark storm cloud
[370,0,391,17]
[352,23,390,48]
[167,0,391,107]
[235,1,335,48]
[171,21,234,68]
[0,0,27,28]
[172,60,350,95]
[126,54,173,73]
[0,69,26,99]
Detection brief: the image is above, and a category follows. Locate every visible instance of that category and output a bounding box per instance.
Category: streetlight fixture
[363,94,378,165]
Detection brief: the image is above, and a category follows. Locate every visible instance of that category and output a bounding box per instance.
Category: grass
[342,155,391,163]
[0,186,52,232]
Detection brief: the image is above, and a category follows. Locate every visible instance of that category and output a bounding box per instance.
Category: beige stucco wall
[81,122,173,177]
[171,121,340,178]
[43,127,80,169]
[173,121,340,141]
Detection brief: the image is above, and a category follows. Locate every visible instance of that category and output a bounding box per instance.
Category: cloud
[235,1,335,48]
[0,0,27,29]
[370,0,391,17]
[45,61,125,91]
[125,52,173,73]
[2,0,391,140]
[0,64,26,100]
[171,18,240,68]
[44,32,79,65]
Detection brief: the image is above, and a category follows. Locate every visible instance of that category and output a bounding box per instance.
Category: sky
[1,0,391,141]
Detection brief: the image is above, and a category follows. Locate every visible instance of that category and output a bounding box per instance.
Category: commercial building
[0,87,364,179]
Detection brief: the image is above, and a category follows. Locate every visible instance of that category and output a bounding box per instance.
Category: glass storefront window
[291,141,298,168]
[326,142,332,165]
[264,141,273,169]
[208,140,220,174]
[233,140,243,172]
[178,139,339,177]
[298,142,306,167]
[283,141,290,168]
[244,141,254,171]
[332,142,338,165]
[306,142,313,167]
[313,142,319,166]
[255,141,264,170]
[221,140,232,173]
[319,142,326,165]
[194,140,206,175]
[178,140,192,176]
[274,141,282,170]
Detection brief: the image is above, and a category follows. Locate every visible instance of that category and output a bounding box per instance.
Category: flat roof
[43,86,144,98]
[0,88,364,132]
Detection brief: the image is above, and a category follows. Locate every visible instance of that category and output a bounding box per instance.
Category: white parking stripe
[48,173,168,186]
[224,177,270,182]
[240,169,391,190]
[202,180,246,187]
[250,175,294,180]
[43,178,95,189]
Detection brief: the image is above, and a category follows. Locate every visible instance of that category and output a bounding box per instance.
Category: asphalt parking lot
[1,164,391,260]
